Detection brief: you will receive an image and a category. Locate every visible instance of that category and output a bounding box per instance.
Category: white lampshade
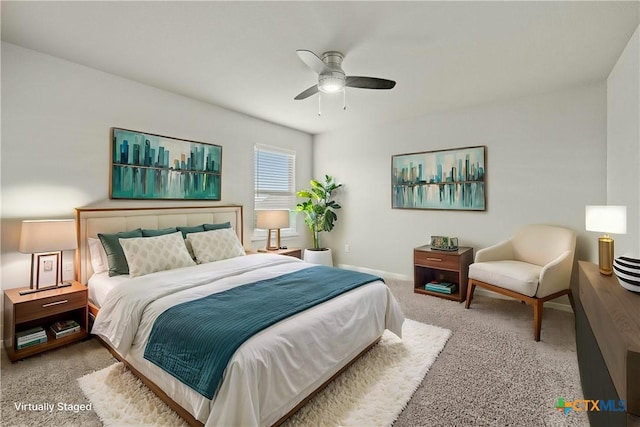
[256,210,290,229]
[19,219,77,253]
[585,205,627,234]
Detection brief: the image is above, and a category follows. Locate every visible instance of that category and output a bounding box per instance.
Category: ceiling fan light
[318,75,345,94]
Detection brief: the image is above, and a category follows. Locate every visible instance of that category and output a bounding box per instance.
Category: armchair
[465,224,576,341]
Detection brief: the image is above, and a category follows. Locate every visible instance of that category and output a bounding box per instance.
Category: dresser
[575,261,640,426]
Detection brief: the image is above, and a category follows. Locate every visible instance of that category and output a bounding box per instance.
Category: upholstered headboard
[75,204,243,284]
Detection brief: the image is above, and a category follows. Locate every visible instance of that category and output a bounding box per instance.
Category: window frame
[253,144,297,240]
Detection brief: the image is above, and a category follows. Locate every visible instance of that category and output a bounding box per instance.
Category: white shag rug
[78,319,451,427]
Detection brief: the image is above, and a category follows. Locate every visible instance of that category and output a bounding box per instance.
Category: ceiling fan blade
[296,49,330,75]
[294,84,319,100]
[345,76,396,90]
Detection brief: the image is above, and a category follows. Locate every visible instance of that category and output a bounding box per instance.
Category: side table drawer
[414,251,459,270]
[15,291,87,323]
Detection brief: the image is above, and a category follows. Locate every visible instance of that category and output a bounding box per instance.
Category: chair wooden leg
[533,299,543,342]
[567,290,575,312]
[465,280,476,309]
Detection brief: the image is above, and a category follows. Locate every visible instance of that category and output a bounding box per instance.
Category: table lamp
[19,219,77,295]
[256,210,290,251]
[585,205,627,275]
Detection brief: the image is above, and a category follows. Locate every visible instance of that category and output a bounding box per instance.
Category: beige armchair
[465,224,576,341]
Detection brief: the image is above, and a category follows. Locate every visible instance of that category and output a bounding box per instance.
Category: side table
[3,282,88,362]
[257,247,302,259]
[413,245,474,302]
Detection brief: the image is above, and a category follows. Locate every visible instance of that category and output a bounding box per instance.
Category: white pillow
[186,229,245,264]
[88,238,109,274]
[119,232,196,278]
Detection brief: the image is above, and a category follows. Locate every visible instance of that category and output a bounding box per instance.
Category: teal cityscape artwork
[111,128,222,200]
[392,146,486,210]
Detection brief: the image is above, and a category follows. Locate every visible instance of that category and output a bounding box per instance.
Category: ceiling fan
[294,49,395,114]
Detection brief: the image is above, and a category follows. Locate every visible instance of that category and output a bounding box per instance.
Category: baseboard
[337,263,574,313]
[337,264,412,282]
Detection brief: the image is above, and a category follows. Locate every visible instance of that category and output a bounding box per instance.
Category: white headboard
[75,204,243,284]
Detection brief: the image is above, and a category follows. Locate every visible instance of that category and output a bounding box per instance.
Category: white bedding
[91,254,404,426]
[88,272,130,307]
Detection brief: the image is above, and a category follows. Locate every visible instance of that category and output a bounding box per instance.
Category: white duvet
[92,254,404,426]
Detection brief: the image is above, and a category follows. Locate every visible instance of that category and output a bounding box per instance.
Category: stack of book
[50,319,80,339]
[425,281,458,294]
[16,326,47,350]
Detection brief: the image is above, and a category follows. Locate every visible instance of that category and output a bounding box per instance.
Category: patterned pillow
[119,232,196,278]
[186,229,245,264]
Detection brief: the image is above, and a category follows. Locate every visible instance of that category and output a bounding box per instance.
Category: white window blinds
[254,144,296,227]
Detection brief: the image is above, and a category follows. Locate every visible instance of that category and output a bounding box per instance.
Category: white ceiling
[2,1,638,135]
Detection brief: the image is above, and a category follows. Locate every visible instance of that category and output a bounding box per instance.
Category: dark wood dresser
[575,261,640,426]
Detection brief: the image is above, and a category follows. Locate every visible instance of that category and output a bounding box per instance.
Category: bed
[75,204,404,426]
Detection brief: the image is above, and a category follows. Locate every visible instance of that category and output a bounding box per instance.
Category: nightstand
[414,246,474,302]
[257,247,302,259]
[3,281,88,362]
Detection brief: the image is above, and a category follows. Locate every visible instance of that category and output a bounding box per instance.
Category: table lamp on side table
[256,210,290,251]
[18,219,77,295]
[585,205,627,275]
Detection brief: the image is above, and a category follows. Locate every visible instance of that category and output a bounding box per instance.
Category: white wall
[0,42,313,291]
[607,26,640,256]
[313,83,607,289]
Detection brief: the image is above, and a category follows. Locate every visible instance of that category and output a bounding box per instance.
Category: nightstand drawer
[15,291,87,323]
[414,251,459,270]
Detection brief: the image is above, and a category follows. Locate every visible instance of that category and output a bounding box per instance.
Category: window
[254,144,296,236]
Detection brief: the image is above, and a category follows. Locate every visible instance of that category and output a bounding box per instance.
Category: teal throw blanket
[143,265,382,399]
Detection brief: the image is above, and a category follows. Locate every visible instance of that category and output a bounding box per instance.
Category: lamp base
[264,228,282,251]
[597,236,614,276]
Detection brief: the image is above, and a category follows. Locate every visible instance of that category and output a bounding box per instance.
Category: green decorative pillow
[187,229,245,264]
[119,232,195,278]
[177,225,205,238]
[203,222,232,231]
[98,229,143,276]
[142,227,178,237]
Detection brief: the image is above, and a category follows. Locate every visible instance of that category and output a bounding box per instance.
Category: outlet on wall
[344,244,350,253]
[64,262,73,272]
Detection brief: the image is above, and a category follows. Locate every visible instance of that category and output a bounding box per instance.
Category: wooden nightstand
[257,247,302,259]
[3,281,88,362]
[414,246,474,302]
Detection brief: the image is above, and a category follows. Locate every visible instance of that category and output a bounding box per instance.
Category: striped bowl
[613,256,640,293]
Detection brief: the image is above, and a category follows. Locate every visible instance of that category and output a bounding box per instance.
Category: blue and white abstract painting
[392,146,486,211]
[111,128,222,200]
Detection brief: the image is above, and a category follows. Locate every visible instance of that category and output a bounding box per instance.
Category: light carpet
[78,319,451,426]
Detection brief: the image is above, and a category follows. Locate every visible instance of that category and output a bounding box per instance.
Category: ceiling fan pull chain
[318,93,322,116]
[343,90,347,110]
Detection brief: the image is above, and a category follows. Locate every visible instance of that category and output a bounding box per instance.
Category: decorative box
[430,236,459,251]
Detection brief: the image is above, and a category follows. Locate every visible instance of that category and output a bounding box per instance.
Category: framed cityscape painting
[110,128,222,200]
[392,145,486,211]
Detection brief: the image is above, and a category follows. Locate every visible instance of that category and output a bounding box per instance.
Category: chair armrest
[537,250,574,298]
[474,239,514,262]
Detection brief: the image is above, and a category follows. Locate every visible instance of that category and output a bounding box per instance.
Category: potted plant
[296,175,342,265]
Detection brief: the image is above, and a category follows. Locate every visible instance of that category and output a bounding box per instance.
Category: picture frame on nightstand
[35,253,60,288]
